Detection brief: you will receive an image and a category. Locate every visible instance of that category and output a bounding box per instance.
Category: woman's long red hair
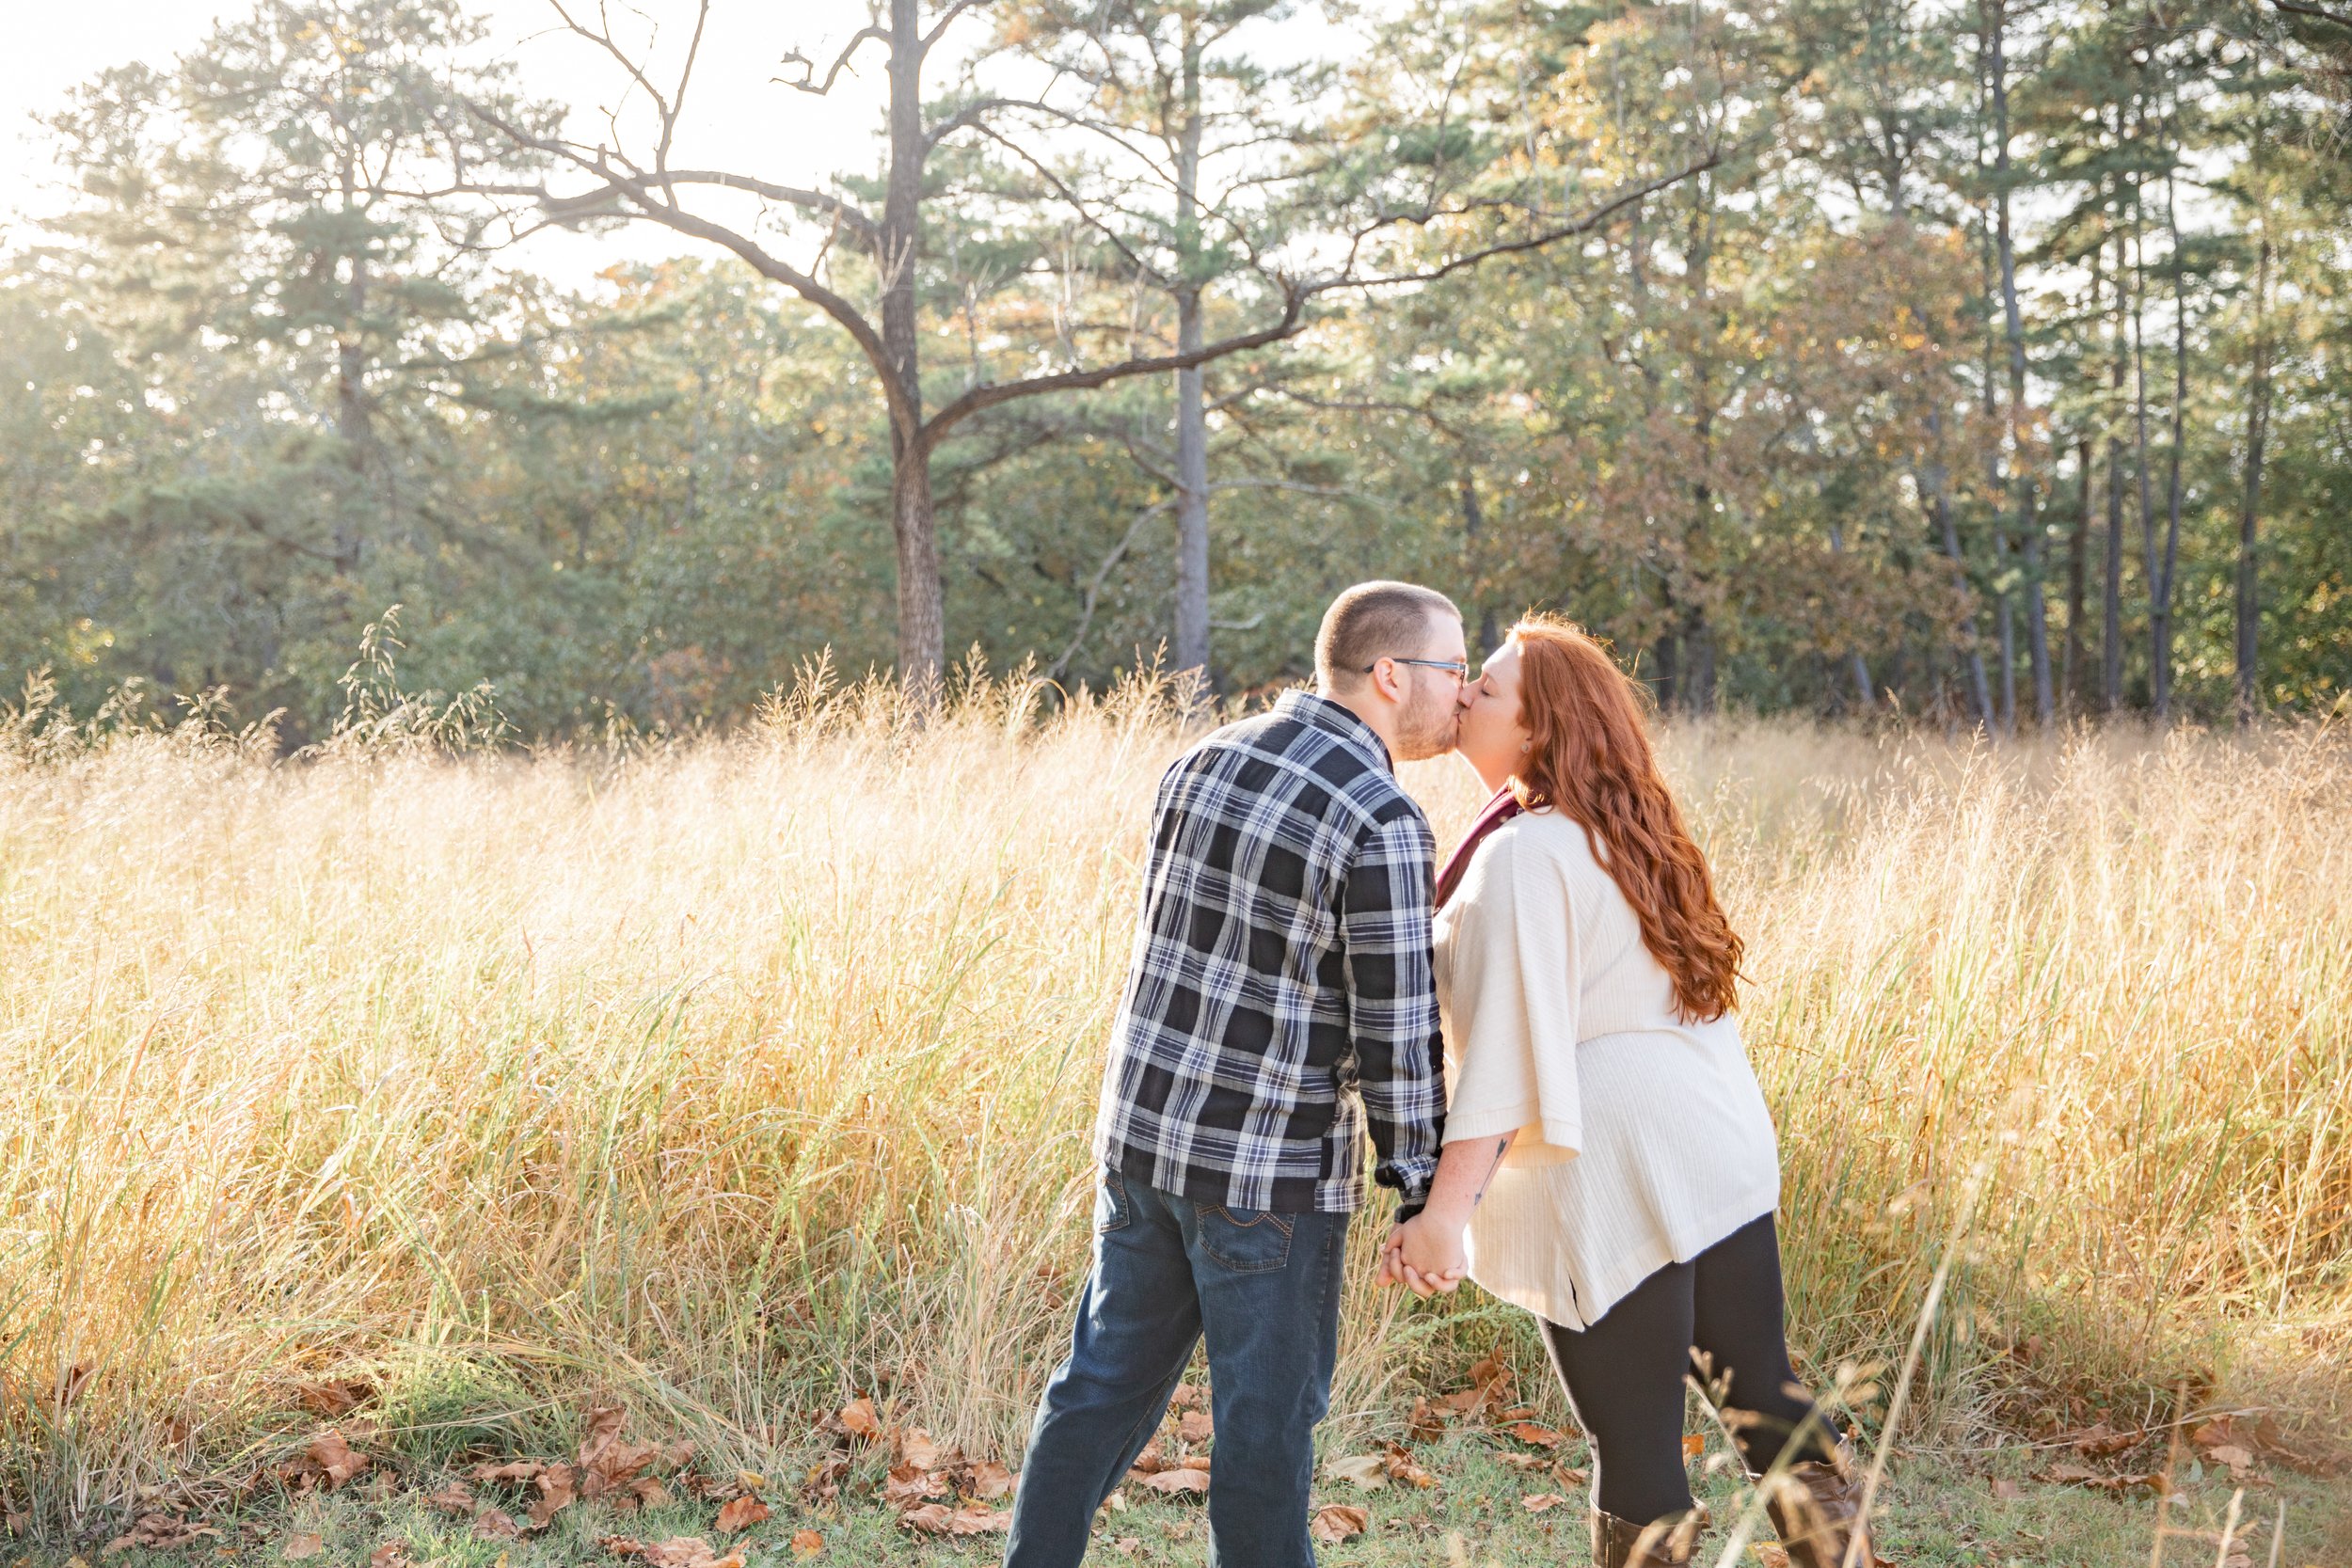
[1508,615,1743,1021]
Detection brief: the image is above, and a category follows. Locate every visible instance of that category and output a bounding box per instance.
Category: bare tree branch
[657,170,880,246]
[2272,0,2352,27]
[1047,497,1173,681]
[966,121,1169,286]
[660,0,714,182]
[779,24,891,95]
[1308,152,1726,296]
[921,0,993,53]
[459,101,916,438]
[926,286,1309,437]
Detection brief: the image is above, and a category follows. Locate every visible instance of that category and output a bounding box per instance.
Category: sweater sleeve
[1439,825,1582,1165]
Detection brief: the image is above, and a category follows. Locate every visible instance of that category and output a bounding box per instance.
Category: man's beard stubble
[1393,683,1462,762]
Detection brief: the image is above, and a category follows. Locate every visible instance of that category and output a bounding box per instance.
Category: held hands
[1375,1214,1469,1298]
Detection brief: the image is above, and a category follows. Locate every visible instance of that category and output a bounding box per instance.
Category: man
[1005,581,1472,1568]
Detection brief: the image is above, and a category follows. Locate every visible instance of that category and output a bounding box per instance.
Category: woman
[1382,616,1875,1568]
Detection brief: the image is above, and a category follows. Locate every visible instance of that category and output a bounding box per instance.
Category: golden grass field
[2,670,2347,1557]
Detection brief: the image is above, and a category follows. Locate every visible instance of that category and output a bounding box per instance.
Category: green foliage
[0,0,2345,737]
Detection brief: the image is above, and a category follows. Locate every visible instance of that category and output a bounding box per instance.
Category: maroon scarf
[1434,785,1522,909]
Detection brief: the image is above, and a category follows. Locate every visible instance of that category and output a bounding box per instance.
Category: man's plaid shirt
[1093,690,1445,1216]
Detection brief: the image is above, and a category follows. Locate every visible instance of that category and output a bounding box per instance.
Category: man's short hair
[1315,581,1461,689]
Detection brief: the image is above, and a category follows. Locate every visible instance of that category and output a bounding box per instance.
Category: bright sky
[0,0,905,287]
[1,0,1351,291]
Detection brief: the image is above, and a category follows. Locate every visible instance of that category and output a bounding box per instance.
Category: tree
[461,1,1709,688]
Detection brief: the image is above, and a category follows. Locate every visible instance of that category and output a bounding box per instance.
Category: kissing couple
[1001,582,1878,1568]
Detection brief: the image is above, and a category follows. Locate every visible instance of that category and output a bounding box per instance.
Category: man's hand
[1376,1214,1467,1298]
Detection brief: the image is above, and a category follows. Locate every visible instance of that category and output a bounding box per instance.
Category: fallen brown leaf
[300,1430,372,1491]
[898,1503,955,1535]
[2061,1422,2139,1460]
[898,1428,949,1471]
[580,1403,628,1461]
[1136,1467,1210,1497]
[1498,1453,1550,1472]
[469,1459,547,1486]
[295,1381,373,1418]
[1754,1545,1793,1568]
[1309,1504,1368,1544]
[1990,1478,2023,1500]
[837,1398,883,1442]
[1550,1463,1589,1487]
[1521,1493,1568,1513]
[280,1532,325,1561]
[1407,1396,1448,1443]
[1168,1383,1205,1411]
[967,1461,1017,1500]
[802,1457,847,1503]
[790,1528,824,1559]
[946,1507,1011,1536]
[586,1443,662,1499]
[2191,1414,2315,1471]
[426,1481,477,1517]
[1128,1448,1169,1477]
[2041,1463,2170,1497]
[1680,1434,1706,1460]
[882,1464,949,1508]
[473,1510,521,1541]
[1325,1454,1390,1490]
[713,1497,770,1533]
[367,1542,412,1568]
[1380,1443,1438,1489]
[1178,1410,1215,1445]
[601,1535,745,1568]
[1503,1422,1567,1449]
[105,1513,221,1553]
[1110,1536,1143,1556]
[531,1463,579,1528]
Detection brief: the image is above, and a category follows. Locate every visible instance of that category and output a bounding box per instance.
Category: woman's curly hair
[1507,613,1744,1021]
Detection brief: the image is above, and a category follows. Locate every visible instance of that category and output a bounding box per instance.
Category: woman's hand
[1376,1215,1467,1298]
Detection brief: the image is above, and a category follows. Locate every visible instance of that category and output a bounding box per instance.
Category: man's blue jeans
[1003,1168,1350,1568]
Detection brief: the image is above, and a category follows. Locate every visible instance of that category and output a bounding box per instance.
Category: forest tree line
[2,0,2345,743]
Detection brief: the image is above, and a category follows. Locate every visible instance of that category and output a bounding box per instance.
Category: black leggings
[1539,1213,1841,1525]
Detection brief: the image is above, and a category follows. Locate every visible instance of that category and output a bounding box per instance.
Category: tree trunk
[2154,142,2188,719]
[2129,95,2156,714]
[1927,417,1994,728]
[2103,222,2128,713]
[1987,0,2052,725]
[1170,17,1211,679]
[1458,472,1500,654]
[883,0,943,689]
[2237,229,2273,728]
[2065,434,2090,713]
[1684,170,1719,718]
[334,147,372,576]
[1829,523,1874,710]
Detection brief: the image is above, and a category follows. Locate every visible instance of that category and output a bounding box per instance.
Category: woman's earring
[1519,741,1531,753]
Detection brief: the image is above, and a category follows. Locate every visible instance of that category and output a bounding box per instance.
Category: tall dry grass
[1,673,2345,1529]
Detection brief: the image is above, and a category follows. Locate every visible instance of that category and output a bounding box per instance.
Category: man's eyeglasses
[1365,657,1470,682]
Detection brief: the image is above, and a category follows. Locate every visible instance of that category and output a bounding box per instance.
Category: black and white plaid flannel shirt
[1093,690,1445,1217]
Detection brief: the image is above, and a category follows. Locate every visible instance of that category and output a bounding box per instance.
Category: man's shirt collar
[1275,689,1394,773]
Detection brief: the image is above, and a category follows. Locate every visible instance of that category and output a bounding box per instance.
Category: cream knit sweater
[1433,807,1781,1330]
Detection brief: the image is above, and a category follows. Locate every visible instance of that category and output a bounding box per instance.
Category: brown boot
[1762,1439,1877,1568]
[1590,1506,1704,1568]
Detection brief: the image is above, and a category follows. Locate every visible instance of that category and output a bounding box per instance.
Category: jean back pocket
[1191,1203,1295,1273]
